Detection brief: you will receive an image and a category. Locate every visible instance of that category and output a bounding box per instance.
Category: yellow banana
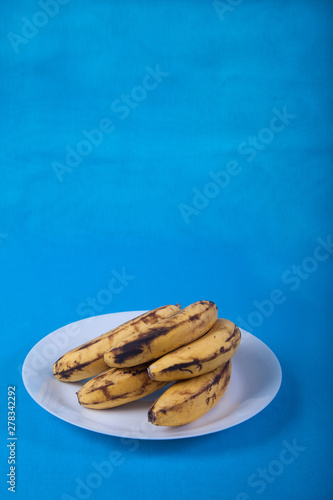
[104,300,218,368]
[148,318,240,381]
[148,361,232,426]
[53,304,180,382]
[77,364,167,409]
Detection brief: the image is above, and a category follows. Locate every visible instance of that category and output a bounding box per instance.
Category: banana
[104,300,218,368]
[148,361,232,426]
[53,304,180,382]
[77,364,167,409]
[148,318,240,381]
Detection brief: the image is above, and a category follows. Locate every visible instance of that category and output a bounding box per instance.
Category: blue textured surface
[1,1,332,499]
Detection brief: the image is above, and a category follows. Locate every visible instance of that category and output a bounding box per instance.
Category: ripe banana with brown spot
[148,318,240,381]
[77,364,167,409]
[53,304,180,382]
[148,361,232,426]
[104,300,218,368]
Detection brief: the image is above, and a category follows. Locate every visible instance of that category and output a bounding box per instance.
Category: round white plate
[22,311,282,440]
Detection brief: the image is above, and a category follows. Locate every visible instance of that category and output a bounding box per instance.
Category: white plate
[22,311,282,440]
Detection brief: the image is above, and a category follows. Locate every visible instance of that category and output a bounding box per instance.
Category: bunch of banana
[53,304,180,382]
[53,300,241,427]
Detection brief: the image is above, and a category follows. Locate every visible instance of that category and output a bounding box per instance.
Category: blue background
[1,0,332,499]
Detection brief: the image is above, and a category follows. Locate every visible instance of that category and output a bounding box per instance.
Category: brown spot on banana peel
[189,314,200,321]
[80,382,166,408]
[205,393,217,406]
[123,366,147,377]
[100,386,111,399]
[59,358,153,381]
[82,363,150,394]
[186,361,231,401]
[199,300,215,307]
[219,335,240,354]
[159,360,200,375]
[54,357,105,380]
[148,405,167,422]
[82,382,115,395]
[78,388,133,407]
[141,311,159,325]
[224,325,241,344]
[148,408,157,422]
